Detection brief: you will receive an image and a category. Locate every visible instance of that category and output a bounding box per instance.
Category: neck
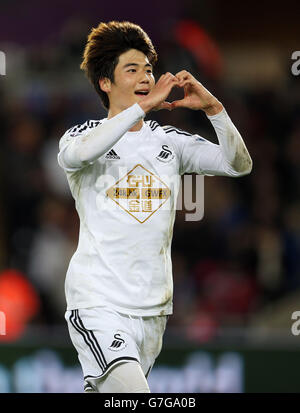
[107,105,144,132]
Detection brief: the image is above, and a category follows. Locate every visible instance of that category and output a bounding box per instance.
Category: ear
[99,77,111,93]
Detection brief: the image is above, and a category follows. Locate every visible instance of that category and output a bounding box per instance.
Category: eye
[128,69,136,72]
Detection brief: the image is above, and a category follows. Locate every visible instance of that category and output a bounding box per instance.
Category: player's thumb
[170,99,185,109]
[155,101,173,111]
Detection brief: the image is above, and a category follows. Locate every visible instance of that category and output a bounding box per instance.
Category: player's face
[108,49,155,111]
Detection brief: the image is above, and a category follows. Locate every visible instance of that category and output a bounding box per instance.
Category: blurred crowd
[0,17,300,342]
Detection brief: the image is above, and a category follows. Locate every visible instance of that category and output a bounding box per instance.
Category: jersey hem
[66,300,173,317]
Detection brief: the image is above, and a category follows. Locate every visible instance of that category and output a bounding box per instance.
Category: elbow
[246,156,253,174]
[77,143,95,165]
[242,155,253,175]
[77,140,89,163]
[231,151,253,177]
[226,155,253,177]
[75,134,94,164]
[78,150,90,164]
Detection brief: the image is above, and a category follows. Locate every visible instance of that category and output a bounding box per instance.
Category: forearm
[63,103,145,168]
[207,108,253,175]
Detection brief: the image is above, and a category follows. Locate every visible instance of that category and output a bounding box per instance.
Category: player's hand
[170,70,223,115]
[139,72,180,113]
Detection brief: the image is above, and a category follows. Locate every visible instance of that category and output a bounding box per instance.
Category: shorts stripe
[69,310,107,371]
[76,310,108,368]
[75,310,108,370]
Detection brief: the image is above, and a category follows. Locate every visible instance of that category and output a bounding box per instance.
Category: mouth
[134,90,149,96]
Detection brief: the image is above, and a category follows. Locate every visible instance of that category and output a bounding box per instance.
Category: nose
[140,72,151,83]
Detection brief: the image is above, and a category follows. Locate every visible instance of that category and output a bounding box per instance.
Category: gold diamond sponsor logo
[106,164,171,223]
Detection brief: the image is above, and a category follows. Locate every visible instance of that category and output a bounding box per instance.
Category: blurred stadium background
[1,0,300,393]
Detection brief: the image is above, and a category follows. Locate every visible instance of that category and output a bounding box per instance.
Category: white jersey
[57,103,252,316]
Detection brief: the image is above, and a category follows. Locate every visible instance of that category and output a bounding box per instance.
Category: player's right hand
[139,73,180,113]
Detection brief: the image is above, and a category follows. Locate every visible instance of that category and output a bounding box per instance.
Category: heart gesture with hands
[139,70,223,116]
[171,70,223,116]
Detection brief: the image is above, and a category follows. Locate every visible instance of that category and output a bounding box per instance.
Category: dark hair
[80,21,158,110]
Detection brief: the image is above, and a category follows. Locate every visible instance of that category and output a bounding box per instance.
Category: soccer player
[57,21,252,393]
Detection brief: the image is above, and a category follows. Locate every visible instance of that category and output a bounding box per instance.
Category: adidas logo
[105,149,120,160]
[109,333,127,351]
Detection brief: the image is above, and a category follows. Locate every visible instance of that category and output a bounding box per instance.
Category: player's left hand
[170,70,223,115]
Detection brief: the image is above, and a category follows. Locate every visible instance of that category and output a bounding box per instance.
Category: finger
[158,73,173,82]
[170,99,187,109]
[175,70,191,78]
[173,82,183,88]
[158,73,177,86]
[154,101,173,111]
[169,78,181,87]
[161,72,175,81]
[160,101,173,111]
[176,75,189,83]
[178,79,191,88]
[166,76,179,86]
[176,74,196,87]
[163,78,180,91]
[167,80,181,94]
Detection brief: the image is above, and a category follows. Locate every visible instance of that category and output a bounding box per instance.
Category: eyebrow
[123,63,152,69]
